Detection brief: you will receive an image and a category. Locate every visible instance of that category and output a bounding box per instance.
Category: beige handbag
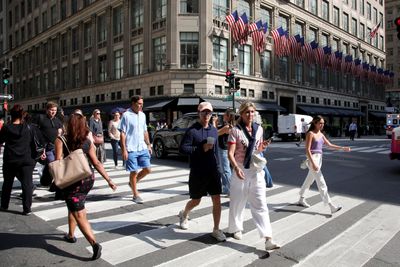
[49,136,92,189]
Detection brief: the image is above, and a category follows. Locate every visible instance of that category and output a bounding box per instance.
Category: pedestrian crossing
[1,158,399,266]
[270,142,391,155]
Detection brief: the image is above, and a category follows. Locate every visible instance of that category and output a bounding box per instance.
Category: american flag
[251,20,265,53]
[353,59,362,76]
[334,51,343,72]
[304,41,313,64]
[323,46,332,69]
[362,62,369,80]
[369,20,382,39]
[314,46,324,67]
[234,12,247,45]
[292,35,304,63]
[310,41,319,64]
[226,11,239,41]
[344,55,353,73]
[238,13,249,45]
[270,27,286,57]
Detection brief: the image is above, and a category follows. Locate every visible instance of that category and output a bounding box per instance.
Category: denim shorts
[126,149,151,172]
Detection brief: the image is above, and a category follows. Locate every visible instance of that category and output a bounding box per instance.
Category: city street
[0,136,399,267]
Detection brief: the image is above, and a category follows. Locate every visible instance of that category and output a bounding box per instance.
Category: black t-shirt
[218,125,229,150]
[38,115,63,146]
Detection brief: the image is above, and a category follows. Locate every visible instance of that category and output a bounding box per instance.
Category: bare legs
[130,167,151,197]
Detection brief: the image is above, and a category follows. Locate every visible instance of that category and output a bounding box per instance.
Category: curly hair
[66,114,89,151]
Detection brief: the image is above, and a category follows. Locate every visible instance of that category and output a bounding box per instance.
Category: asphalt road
[0,136,399,267]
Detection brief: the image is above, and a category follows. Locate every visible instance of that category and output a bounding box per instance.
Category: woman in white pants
[227,101,279,251]
[298,115,351,214]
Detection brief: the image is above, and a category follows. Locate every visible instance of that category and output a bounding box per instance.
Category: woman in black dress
[54,111,117,260]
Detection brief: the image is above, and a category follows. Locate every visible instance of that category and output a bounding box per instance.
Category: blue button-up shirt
[119,108,148,152]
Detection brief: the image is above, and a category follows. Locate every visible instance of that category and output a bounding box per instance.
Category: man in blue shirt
[178,102,226,242]
[119,96,152,204]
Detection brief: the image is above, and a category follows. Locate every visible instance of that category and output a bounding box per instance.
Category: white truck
[278,114,313,141]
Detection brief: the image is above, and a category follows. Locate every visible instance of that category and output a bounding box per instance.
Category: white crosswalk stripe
[1,152,398,266]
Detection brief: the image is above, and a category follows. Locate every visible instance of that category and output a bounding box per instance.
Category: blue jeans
[217,148,231,194]
[110,139,124,166]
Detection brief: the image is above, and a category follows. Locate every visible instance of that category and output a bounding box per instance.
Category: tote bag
[49,136,92,189]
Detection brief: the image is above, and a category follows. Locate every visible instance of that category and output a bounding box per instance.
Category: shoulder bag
[49,136,92,189]
[93,134,104,145]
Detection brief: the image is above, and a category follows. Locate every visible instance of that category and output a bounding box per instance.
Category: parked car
[152,112,223,159]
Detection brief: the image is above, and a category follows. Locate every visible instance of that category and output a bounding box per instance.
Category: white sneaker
[330,204,342,214]
[133,195,144,204]
[211,229,226,242]
[298,197,310,208]
[233,231,242,240]
[179,210,189,230]
[265,239,280,250]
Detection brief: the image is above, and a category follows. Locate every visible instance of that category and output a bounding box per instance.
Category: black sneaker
[22,210,32,216]
[92,243,102,260]
[63,234,77,243]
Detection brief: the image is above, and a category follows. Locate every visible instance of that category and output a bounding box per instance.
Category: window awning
[202,98,241,110]
[177,97,200,106]
[144,99,174,111]
[255,102,287,112]
[369,111,387,118]
[297,105,364,117]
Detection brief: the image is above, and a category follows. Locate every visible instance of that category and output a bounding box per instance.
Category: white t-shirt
[227,125,263,165]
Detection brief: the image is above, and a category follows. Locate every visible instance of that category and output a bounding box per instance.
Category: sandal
[63,234,77,243]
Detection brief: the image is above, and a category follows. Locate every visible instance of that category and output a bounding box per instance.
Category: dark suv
[152,112,223,159]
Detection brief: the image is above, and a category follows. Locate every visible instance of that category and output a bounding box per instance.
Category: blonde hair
[237,101,257,124]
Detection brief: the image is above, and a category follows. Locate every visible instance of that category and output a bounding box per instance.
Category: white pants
[299,153,331,205]
[228,166,273,238]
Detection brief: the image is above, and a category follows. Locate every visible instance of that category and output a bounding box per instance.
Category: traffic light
[225,69,235,89]
[235,77,241,90]
[2,67,10,85]
[395,17,400,40]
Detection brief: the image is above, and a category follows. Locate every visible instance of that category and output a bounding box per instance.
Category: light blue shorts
[126,149,151,172]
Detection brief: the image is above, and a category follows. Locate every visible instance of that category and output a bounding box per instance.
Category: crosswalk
[269,141,391,155]
[1,155,398,266]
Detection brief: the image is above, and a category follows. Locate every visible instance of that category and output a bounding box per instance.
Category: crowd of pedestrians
[0,97,354,260]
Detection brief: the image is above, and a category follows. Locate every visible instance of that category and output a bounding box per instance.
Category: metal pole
[232,77,235,110]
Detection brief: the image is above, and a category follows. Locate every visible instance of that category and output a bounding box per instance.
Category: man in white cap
[178,102,226,242]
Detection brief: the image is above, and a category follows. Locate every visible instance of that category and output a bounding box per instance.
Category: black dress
[60,138,95,212]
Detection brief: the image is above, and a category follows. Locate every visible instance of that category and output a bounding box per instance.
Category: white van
[278,114,313,141]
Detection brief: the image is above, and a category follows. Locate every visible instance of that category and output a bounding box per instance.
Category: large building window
[180,32,199,69]
[333,6,339,26]
[279,56,288,82]
[113,6,123,37]
[360,23,365,40]
[309,64,316,86]
[98,55,107,82]
[260,50,271,79]
[114,49,124,79]
[180,0,198,14]
[343,13,349,32]
[212,36,227,71]
[85,59,93,85]
[309,0,317,15]
[260,7,272,27]
[71,0,77,15]
[84,22,92,48]
[367,2,371,20]
[295,62,303,83]
[131,0,143,29]
[360,0,365,15]
[279,15,289,31]
[322,1,329,21]
[42,11,47,30]
[351,18,357,36]
[153,36,166,71]
[372,7,377,24]
[132,43,143,76]
[72,63,79,88]
[213,0,228,18]
[50,5,57,26]
[307,28,317,42]
[295,0,304,8]
[237,0,250,16]
[72,27,79,52]
[152,0,167,21]
[238,45,251,75]
[294,22,304,36]
[61,0,66,20]
[352,0,357,10]
[98,14,107,43]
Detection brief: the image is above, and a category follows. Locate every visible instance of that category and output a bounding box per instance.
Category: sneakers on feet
[211,229,226,242]
[22,211,32,216]
[330,204,342,214]
[91,243,102,260]
[265,239,280,250]
[298,198,310,208]
[63,234,77,243]
[179,210,189,230]
[233,231,242,240]
[133,195,144,204]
